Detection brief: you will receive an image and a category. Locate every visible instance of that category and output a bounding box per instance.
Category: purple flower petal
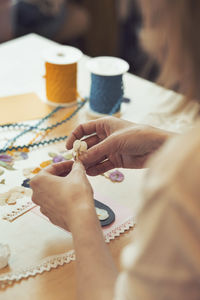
[53,155,66,163]
[109,170,124,182]
[20,152,29,160]
[0,155,13,163]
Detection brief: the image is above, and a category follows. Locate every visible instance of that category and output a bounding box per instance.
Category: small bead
[32,167,41,174]
[40,160,52,168]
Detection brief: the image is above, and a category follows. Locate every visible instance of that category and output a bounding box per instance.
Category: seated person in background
[13,0,89,42]
[0,0,12,43]
[118,0,158,80]
[30,0,200,299]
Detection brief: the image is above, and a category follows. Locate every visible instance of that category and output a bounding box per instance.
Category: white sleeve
[114,131,200,300]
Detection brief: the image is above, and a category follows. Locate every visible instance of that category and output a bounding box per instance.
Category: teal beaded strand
[0,99,87,154]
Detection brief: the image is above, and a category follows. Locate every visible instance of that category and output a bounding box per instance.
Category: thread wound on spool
[90,74,124,115]
[87,56,129,115]
[45,62,77,104]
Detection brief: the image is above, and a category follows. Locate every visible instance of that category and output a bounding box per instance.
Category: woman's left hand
[31,160,118,300]
[30,160,94,232]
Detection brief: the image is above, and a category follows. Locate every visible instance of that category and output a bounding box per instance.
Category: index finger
[30,161,74,190]
[66,120,98,149]
[44,160,74,176]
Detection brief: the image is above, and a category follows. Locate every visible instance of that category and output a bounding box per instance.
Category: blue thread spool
[87,57,129,116]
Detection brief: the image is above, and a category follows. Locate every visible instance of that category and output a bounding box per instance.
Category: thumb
[71,160,86,174]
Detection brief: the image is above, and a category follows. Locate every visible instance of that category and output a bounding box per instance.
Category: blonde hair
[139,0,200,109]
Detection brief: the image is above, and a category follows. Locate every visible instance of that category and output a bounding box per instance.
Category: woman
[30,1,200,299]
[14,0,67,38]
[0,0,12,43]
[13,0,89,42]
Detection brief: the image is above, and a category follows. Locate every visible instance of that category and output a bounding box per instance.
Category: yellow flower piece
[40,160,52,168]
[32,167,41,174]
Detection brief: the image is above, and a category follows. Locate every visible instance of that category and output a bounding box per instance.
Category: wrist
[70,207,99,234]
[64,197,98,232]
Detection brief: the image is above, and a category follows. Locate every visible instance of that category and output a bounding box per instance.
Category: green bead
[0,161,15,170]
[63,152,73,160]
[48,152,58,158]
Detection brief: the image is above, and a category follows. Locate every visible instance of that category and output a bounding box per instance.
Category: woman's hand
[30,160,94,232]
[31,160,118,300]
[66,116,172,175]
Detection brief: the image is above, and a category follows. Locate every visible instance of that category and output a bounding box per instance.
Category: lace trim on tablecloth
[104,216,134,243]
[1,200,36,222]
[0,217,134,288]
[0,250,75,289]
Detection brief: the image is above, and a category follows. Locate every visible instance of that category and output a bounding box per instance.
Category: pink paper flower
[0,154,12,163]
[53,155,66,163]
[109,170,124,182]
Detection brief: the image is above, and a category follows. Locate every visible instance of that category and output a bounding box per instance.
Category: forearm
[70,206,118,300]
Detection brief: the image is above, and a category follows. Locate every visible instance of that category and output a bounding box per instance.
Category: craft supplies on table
[0,142,134,288]
[87,56,129,116]
[0,91,134,288]
[0,42,133,289]
[0,98,87,154]
[43,46,82,106]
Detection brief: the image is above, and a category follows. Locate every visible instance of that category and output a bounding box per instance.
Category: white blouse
[115,124,200,299]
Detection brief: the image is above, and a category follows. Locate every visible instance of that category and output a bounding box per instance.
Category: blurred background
[0,0,157,81]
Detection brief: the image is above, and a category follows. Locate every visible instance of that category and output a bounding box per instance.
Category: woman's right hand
[66,116,172,176]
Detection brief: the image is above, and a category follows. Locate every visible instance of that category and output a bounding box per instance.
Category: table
[0,34,191,300]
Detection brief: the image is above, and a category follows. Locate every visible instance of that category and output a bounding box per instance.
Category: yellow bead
[32,167,41,174]
[40,160,52,168]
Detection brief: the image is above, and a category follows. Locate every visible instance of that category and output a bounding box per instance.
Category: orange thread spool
[44,46,82,106]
